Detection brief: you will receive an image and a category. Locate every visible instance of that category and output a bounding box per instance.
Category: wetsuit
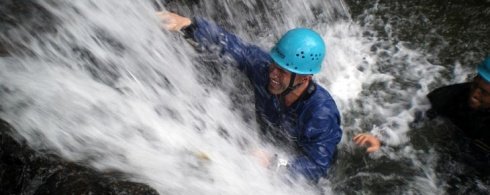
[183,18,342,182]
[427,83,490,170]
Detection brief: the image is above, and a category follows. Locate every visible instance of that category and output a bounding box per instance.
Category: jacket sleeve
[288,105,342,182]
[183,17,270,79]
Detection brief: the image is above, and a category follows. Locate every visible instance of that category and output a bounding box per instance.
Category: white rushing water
[0,0,467,194]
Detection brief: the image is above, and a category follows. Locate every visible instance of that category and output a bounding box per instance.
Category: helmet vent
[297,51,306,59]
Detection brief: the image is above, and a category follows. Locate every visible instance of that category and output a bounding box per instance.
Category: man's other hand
[353,133,381,153]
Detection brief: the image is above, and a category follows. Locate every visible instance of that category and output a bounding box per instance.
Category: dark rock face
[0,119,159,195]
[344,0,490,66]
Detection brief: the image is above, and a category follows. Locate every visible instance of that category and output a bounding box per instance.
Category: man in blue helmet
[158,12,342,182]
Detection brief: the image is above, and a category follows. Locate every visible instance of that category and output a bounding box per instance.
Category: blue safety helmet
[477,56,490,82]
[270,28,326,75]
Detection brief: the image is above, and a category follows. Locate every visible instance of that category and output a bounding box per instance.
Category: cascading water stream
[0,0,487,194]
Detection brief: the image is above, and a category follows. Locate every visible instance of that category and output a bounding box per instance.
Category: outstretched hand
[353,133,381,153]
[156,12,192,31]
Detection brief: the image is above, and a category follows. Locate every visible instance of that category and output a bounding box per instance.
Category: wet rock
[0,119,159,195]
[34,167,159,195]
[344,0,490,65]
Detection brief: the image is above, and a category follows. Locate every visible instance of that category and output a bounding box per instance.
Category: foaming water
[322,20,446,194]
[0,0,474,194]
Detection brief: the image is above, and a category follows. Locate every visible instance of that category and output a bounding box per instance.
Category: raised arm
[157,12,270,78]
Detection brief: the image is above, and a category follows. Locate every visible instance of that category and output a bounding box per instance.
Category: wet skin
[268,63,293,95]
[468,76,490,110]
[267,63,308,95]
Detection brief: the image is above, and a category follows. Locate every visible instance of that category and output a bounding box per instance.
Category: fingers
[156,11,166,18]
[156,12,176,30]
[156,12,171,24]
[353,133,381,153]
[164,23,179,31]
[156,11,176,21]
[353,133,368,145]
[156,11,169,16]
[156,11,191,31]
[194,151,210,161]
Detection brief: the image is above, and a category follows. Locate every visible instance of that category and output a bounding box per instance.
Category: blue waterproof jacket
[185,18,342,182]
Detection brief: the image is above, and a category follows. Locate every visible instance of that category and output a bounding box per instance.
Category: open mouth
[269,79,280,88]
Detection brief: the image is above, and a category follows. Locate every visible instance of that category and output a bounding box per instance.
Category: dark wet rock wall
[0,119,159,195]
[345,0,490,66]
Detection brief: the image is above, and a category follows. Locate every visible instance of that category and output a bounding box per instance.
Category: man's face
[468,76,490,110]
[268,63,293,95]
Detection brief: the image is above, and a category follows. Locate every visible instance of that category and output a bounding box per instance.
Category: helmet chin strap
[278,73,303,106]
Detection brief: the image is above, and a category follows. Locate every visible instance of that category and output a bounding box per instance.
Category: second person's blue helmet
[477,56,490,82]
[270,28,326,75]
